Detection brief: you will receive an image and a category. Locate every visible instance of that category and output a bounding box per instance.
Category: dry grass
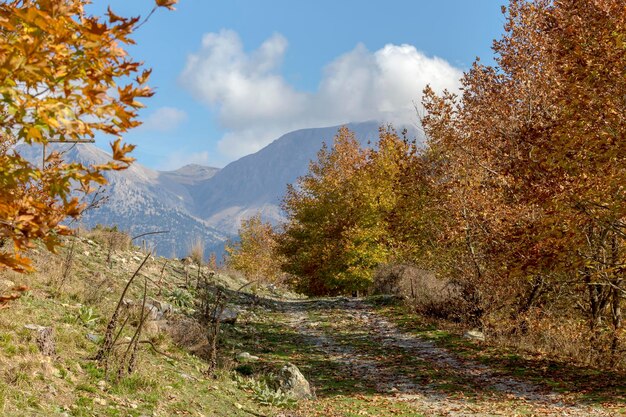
[187,237,205,266]
[83,226,132,253]
[482,307,626,370]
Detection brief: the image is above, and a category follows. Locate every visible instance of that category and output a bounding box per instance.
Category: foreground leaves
[0,0,173,271]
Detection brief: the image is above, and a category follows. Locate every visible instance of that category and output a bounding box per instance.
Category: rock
[464,329,485,342]
[123,299,174,322]
[179,373,198,381]
[276,363,313,400]
[74,363,84,374]
[0,279,15,293]
[211,307,238,325]
[94,397,107,406]
[147,299,174,319]
[24,324,47,331]
[143,303,161,321]
[236,352,260,362]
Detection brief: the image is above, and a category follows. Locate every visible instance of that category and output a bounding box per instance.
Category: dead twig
[95,252,151,363]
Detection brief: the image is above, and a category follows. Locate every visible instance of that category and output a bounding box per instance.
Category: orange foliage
[0,0,175,272]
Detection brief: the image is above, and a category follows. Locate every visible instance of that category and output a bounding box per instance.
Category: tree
[225,214,283,283]
[279,126,416,295]
[0,0,176,272]
[421,0,626,357]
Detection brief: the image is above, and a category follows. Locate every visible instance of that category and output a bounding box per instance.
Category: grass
[0,233,280,417]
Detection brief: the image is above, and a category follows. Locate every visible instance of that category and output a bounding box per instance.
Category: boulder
[276,363,313,400]
[236,352,260,362]
[122,298,174,321]
[211,307,238,325]
[148,299,174,318]
[463,329,485,342]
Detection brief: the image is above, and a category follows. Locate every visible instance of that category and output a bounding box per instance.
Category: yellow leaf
[28,126,42,141]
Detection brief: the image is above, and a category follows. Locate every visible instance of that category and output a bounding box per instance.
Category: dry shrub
[373,264,434,297]
[373,264,482,324]
[82,271,114,305]
[486,307,626,369]
[188,237,205,266]
[85,226,132,252]
[168,316,209,357]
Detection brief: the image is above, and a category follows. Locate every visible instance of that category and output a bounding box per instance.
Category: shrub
[373,264,482,324]
[187,238,205,266]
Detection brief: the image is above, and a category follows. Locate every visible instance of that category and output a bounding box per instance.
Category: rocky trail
[270,297,619,417]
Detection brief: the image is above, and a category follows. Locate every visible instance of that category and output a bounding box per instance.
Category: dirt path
[279,297,616,417]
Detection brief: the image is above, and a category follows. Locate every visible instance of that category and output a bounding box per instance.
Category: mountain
[193,121,385,234]
[15,143,227,258]
[13,121,417,257]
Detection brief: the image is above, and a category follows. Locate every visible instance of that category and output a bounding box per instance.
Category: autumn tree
[0,0,175,272]
[421,0,626,359]
[225,214,284,283]
[278,127,368,295]
[279,126,416,295]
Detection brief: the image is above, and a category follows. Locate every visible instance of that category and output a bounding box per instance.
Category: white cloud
[181,30,463,160]
[141,107,187,132]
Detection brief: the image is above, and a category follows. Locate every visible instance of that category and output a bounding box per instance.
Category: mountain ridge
[14,121,414,256]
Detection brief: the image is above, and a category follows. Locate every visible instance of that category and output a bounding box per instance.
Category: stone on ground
[276,363,314,400]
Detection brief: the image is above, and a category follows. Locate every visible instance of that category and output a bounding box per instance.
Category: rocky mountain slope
[15,144,227,258]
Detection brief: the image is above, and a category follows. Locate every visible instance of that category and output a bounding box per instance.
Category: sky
[89,0,507,170]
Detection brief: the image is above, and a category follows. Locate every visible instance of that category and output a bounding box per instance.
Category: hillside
[0,231,624,416]
[0,231,289,416]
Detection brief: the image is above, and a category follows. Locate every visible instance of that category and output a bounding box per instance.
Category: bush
[187,238,205,266]
[86,226,132,252]
[372,264,482,324]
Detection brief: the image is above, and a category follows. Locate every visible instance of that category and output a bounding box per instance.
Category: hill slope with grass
[0,230,297,417]
[1,231,624,417]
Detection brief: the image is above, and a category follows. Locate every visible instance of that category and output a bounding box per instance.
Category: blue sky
[90,1,506,170]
